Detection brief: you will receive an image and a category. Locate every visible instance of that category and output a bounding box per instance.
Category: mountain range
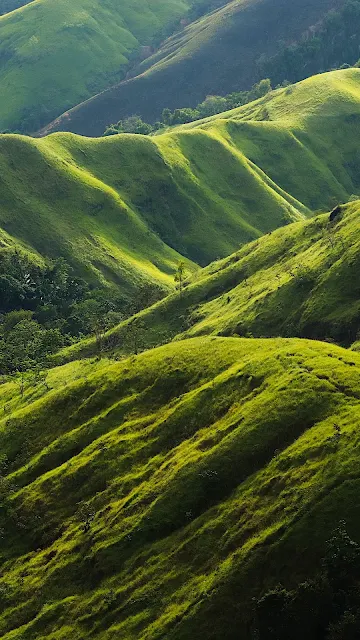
[1,13,360,639]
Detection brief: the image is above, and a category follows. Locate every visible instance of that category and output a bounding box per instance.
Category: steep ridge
[0,0,209,133]
[44,0,345,137]
[59,198,360,363]
[6,69,359,322]
[0,337,360,638]
[2,69,360,294]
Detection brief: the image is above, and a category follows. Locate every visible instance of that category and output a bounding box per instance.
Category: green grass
[1,69,360,639]
[46,0,342,136]
[58,198,360,363]
[4,69,360,295]
[0,0,207,132]
[0,336,360,638]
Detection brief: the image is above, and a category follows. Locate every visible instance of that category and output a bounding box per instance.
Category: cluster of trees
[252,521,360,639]
[103,78,273,135]
[0,251,163,374]
[258,0,360,86]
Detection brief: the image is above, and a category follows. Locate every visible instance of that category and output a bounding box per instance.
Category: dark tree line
[103,79,273,136]
[0,251,163,373]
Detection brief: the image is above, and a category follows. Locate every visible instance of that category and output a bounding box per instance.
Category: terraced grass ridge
[0,0,210,133]
[41,0,343,137]
[0,336,360,639]
[3,68,360,296]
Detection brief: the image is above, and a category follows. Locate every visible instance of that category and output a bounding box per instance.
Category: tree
[248,78,272,102]
[174,261,186,295]
[125,318,145,355]
[197,95,228,118]
[161,108,172,126]
[170,108,199,124]
[77,503,96,533]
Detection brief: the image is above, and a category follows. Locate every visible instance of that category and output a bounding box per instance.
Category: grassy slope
[3,69,360,293]
[59,197,360,363]
[0,337,360,639]
[44,0,344,136]
[0,0,207,132]
[0,133,194,295]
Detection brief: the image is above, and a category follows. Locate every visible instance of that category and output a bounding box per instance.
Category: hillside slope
[0,337,360,639]
[0,120,302,295]
[10,70,360,320]
[59,197,360,363]
[0,0,209,133]
[44,0,345,136]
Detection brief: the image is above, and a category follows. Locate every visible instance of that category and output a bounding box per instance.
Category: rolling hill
[2,48,360,640]
[43,0,346,137]
[0,0,210,133]
[0,336,360,639]
[3,69,359,301]
[57,197,360,365]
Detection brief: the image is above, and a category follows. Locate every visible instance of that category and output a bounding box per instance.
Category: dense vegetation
[0,250,166,373]
[259,0,360,87]
[103,78,273,135]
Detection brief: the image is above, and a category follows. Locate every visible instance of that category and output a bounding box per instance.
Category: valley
[0,5,360,637]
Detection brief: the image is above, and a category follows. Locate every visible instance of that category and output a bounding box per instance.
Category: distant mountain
[0,0,213,133]
[0,0,32,15]
[43,0,346,137]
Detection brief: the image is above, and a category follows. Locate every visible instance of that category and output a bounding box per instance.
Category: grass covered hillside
[4,68,360,295]
[0,0,209,133]
[1,337,360,639]
[44,0,345,136]
[0,134,194,296]
[61,197,360,364]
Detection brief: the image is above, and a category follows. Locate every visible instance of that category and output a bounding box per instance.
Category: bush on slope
[0,337,360,638]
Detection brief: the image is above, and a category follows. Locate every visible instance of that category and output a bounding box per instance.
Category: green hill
[0,0,209,133]
[43,0,345,137]
[59,197,360,364]
[3,69,360,297]
[0,336,360,639]
[14,69,360,359]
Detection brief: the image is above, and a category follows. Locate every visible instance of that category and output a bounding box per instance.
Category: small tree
[174,261,186,296]
[77,503,96,533]
[92,317,108,357]
[126,318,145,355]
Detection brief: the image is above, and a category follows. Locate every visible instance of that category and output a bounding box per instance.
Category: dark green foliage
[103,78,272,135]
[253,522,360,640]
[0,319,65,373]
[0,251,163,372]
[259,0,360,86]
[104,115,153,136]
